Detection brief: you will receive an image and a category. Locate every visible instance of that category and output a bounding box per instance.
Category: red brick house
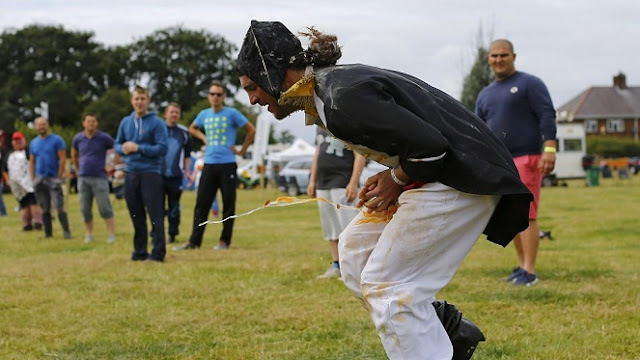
[557,72,640,141]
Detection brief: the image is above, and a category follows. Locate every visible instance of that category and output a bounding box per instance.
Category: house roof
[557,85,640,121]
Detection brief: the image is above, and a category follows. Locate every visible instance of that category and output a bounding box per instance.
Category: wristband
[544,146,557,153]
[390,167,408,186]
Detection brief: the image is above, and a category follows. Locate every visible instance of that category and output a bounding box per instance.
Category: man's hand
[357,170,404,213]
[122,141,139,155]
[538,152,556,175]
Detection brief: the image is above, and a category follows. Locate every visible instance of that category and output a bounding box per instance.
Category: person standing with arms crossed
[476,39,557,286]
[29,117,72,239]
[162,102,192,243]
[174,81,255,251]
[115,86,168,262]
[71,113,117,244]
[308,127,365,279]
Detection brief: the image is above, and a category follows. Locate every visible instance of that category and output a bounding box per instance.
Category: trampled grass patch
[1,176,639,359]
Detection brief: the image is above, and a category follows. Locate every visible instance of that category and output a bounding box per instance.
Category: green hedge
[586,136,640,158]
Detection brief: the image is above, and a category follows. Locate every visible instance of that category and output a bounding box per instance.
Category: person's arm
[29,154,35,180]
[57,149,66,179]
[71,147,79,174]
[136,119,168,157]
[345,152,366,202]
[189,121,207,144]
[232,121,256,156]
[307,146,320,197]
[114,120,126,156]
[529,77,557,175]
[184,157,192,181]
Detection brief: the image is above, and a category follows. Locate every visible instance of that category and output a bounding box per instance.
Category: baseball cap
[12,131,25,140]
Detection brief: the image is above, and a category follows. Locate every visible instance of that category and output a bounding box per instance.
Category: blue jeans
[124,172,166,260]
[0,183,7,216]
[163,176,183,237]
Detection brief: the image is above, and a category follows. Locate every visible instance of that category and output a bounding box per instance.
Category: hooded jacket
[303,64,533,246]
[114,112,168,174]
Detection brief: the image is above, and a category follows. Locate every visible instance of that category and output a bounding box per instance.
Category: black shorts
[19,193,37,208]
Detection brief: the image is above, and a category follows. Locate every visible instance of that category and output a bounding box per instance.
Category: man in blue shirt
[29,116,72,239]
[174,80,255,251]
[476,39,557,286]
[71,113,116,244]
[162,102,192,243]
[115,86,168,262]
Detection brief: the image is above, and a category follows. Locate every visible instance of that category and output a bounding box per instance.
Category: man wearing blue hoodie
[115,85,168,262]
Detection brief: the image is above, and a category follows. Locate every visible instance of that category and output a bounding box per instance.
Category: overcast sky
[2,0,638,143]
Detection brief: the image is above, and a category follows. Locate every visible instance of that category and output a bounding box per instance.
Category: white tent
[267,138,316,162]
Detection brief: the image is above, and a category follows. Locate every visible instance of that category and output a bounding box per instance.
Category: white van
[543,122,586,186]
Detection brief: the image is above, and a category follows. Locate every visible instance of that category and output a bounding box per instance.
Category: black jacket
[312,64,532,246]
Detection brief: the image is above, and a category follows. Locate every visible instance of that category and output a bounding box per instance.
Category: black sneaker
[23,225,34,231]
[172,242,198,251]
[503,267,525,282]
[512,270,539,286]
[34,223,43,230]
[146,257,164,263]
[168,235,176,243]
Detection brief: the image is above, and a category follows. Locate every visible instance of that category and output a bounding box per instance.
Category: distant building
[557,72,640,141]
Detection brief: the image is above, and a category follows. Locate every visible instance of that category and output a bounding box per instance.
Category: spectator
[29,117,72,239]
[476,39,557,286]
[2,131,43,230]
[161,102,192,243]
[0,130,7,217]
[236,21,531,360]
[71,113,117,243]
[173,80,255,251]
[308,127,365,279]
[115,86,168,262]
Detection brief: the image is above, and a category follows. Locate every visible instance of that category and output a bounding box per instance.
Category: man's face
[83,115,98,133]
[164,105,181,125]
[207,85,225,108]
[488,43,516,80]
[35,118,49,136]
[131,91,150,115]
[239,75,298,120]
[12,137,25,150]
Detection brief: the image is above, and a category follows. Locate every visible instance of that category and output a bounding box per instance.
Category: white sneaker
[317,266,341,279]
[107,234,116,243]
[84,235,94,243]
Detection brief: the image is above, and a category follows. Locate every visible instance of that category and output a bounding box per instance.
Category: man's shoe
[317,266,341,279]
[34,223,43,230]
[146,257,164,263]
[512,271,539,286]
[64,231,72,239]
[213,243,229,250]
[173,242,198,251]
[168,235,176,243]
[84,235,94,243]
[432,300,485,360]
[503,266,525,282]
[107,234,116,243]
[23,225,34,231]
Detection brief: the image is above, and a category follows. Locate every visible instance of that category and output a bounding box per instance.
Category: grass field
[1,175,639,359]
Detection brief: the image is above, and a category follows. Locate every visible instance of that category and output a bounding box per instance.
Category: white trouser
[339,183,499,360]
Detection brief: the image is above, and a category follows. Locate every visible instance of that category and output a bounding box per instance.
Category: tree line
[0,24,270,147]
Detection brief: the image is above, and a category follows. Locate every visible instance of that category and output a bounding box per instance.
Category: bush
[586,136,640,158]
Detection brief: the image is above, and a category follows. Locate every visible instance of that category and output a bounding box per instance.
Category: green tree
[0,25,107,126]
[459,22,494,111]
[83,88,132,137]
[125,26,239,114]
[277,130,296,144]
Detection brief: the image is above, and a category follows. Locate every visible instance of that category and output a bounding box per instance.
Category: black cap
[237,20,303,99]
